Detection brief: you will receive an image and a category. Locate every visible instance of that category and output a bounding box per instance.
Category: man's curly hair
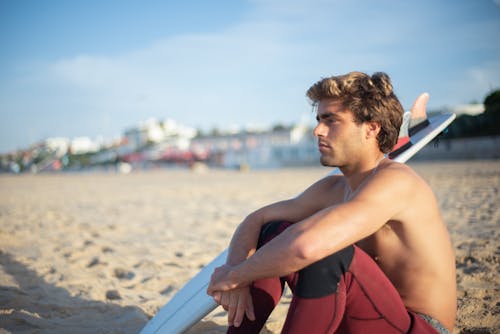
[306,71,404,153]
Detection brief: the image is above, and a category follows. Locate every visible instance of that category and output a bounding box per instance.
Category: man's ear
[365,121,381,139]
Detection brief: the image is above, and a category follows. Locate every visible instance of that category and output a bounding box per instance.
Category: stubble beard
[319,154,338,167]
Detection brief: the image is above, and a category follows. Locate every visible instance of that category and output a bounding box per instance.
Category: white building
[190,124,319,169]
[70,137,100,154]
[123,118,196,152]
[44,137,70,157]
[450,103,485,116]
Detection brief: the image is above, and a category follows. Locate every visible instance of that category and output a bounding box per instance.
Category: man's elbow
[288,229,320,264]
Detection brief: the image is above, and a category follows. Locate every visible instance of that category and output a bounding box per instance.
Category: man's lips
[318,141,331,152]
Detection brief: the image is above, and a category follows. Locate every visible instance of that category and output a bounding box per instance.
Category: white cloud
[462,61,500,100]
[34,20,309,137]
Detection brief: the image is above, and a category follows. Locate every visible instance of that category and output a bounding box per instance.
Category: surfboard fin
[409,92,430,136]
[390,111,412,159]
[390,92,431,159]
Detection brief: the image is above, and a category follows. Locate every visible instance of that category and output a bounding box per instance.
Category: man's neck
[340,154,386,193]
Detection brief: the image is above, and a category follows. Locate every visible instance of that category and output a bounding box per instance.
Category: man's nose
[314,123,325,137]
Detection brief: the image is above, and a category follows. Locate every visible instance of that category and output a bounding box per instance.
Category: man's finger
[221,291,230,310]
[233,293,247,327]
[212,291,221,304]
[245,292,256,321]
[227,291,239,327]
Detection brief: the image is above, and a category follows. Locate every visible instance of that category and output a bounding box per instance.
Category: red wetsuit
[227,221,444,334]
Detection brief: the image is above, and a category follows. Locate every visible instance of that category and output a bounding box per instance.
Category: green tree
[445,89,500,138]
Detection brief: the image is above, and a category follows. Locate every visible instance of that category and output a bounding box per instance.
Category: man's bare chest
[356,221,404,266]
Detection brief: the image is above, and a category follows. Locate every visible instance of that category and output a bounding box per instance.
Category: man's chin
[319,157,335,167]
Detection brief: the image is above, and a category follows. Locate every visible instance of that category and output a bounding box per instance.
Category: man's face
[313,99,365,167]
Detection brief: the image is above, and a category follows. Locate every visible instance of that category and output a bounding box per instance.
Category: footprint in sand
[114,268,135,280]
[106,289,122,300]
[87,257,102,268]
[160,285,175,296]
[83,240,94,247]
[102,246,114,253]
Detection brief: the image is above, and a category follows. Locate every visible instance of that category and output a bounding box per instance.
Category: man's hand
[211,287,256,327]
[207,264,244,293]
[207,265,255,327]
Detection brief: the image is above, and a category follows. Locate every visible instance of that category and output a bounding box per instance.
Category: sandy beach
[0,160,498,334]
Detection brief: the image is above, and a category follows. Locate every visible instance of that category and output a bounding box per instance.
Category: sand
[0,160,498,334]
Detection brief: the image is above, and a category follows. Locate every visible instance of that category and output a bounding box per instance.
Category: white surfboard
[141,99,456,334]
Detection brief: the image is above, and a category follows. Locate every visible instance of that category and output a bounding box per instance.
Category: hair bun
[371,72,393,97]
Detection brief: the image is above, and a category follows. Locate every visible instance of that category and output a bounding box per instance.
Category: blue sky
[1,0,499,153]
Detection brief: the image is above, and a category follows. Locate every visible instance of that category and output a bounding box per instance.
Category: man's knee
[257,221,293,248]
[256,222,354,298]
[296,246,354,298]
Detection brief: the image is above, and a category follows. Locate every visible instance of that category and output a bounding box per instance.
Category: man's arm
[208,163,414,292]
[212,175,341,327]
[225,175,341,266]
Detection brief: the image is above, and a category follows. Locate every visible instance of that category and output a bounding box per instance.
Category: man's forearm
[226,211,265,266]
[228,200,385,287]
[208,212,325,294]
[227,204,361,287]
[225,198,311,267]
[228,221,311,286]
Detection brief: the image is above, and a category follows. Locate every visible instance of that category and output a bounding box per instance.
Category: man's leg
[227,221,352,333]
[281,245,412,334]
[228,221,420,334]
[227,221,293,334]
[281,246,353,333]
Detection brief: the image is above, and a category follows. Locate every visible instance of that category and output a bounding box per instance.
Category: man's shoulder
[303,173,346,203]
[372,160,427,193]
[380,160,418,178]
[381,159,409,170]
[322,173,347,189]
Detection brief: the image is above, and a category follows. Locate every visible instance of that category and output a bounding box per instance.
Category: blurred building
[70,137,100,154]
[122,118,196,152]
[190,124,319,169]
[449,103,484,116]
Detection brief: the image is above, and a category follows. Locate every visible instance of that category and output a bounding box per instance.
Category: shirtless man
[207,71,457,333]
